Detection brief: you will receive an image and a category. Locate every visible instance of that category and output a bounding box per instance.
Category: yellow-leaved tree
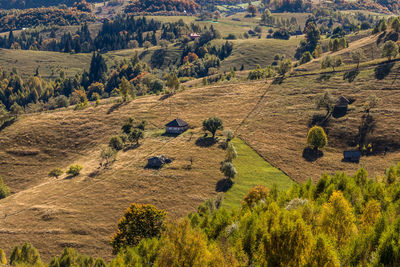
[320,191,357,247]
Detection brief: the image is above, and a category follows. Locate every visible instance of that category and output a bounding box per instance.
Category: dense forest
[0,0,100,9]
[0,7,95,32]
[125,0,199,15]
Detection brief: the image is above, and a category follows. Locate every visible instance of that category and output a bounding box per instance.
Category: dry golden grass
[2,56,400,261]
[0,81,268,261]
[238,63,400,183]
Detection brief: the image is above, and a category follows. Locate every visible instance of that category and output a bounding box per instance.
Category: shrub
[0,248,6,264]
[48,168,63,179]
[307,126,328,151]
[109,135,124,151]
[100,147,117,167]
[54,95,69,108]
[300,51,313,64]
[66,164,83,177]
[0,176,10,199]
[242,185,270,208]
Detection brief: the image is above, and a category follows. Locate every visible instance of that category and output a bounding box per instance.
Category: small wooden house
[343,150,362,163]
[165,118,189,134]
[189,33,200,40]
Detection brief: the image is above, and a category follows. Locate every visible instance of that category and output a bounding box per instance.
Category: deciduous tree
[111,204,166,254]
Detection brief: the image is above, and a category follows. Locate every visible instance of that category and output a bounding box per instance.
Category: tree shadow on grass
[343,70,360,83]
[272,76,285,84]
[195,137,216,147]
[123,143,141,152]
[107,101,129,114]
[317,73,333,82]
[374,62,395,80]
[0,117,16,132]
[159,93,173,101]
[216,178,233,192]
[302,147,324,162]
[64,174,79,180]
[161,132,180,137]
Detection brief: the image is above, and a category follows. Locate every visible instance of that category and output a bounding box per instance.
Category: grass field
[0,81,268,261]
[0,49,91,79]
[222,138,294,210]
[217,37,303,71]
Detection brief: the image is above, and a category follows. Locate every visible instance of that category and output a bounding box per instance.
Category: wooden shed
[343,150,362,163]
[336,96,350,108]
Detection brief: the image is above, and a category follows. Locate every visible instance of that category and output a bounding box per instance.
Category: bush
[48,168,63,179]
[242,185,270,208]
[0,176,10,199]
[300,51,313,65]
[54,95,69,108]
[66,164,83,177]
[109,135,124,151]
[0,248,6,264]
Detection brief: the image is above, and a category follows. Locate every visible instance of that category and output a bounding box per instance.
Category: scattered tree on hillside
[321,56,343,71]
[111,203,166,254]
[203,117,223,138]
[128,128,144,145]
[225,143,237,162]
[48,168,63,179]
[119,77,132,102]
[100,147,117,167]
[165,73,180,94]
[247,4,258,17]
[307,126,328,151]
[351,49,365,69]
[382,40,398,61]
[316,92,336,122]
[277,58,292,76]
[220,161,237,180]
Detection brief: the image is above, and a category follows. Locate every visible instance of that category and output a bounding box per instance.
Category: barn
[165,118,189,134]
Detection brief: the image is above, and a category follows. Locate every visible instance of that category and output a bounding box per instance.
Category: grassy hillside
[217,37,302,71]
[0,81,268,261]
[0,49,91,79]
[222,138,293,210]
[238,61,400,183]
